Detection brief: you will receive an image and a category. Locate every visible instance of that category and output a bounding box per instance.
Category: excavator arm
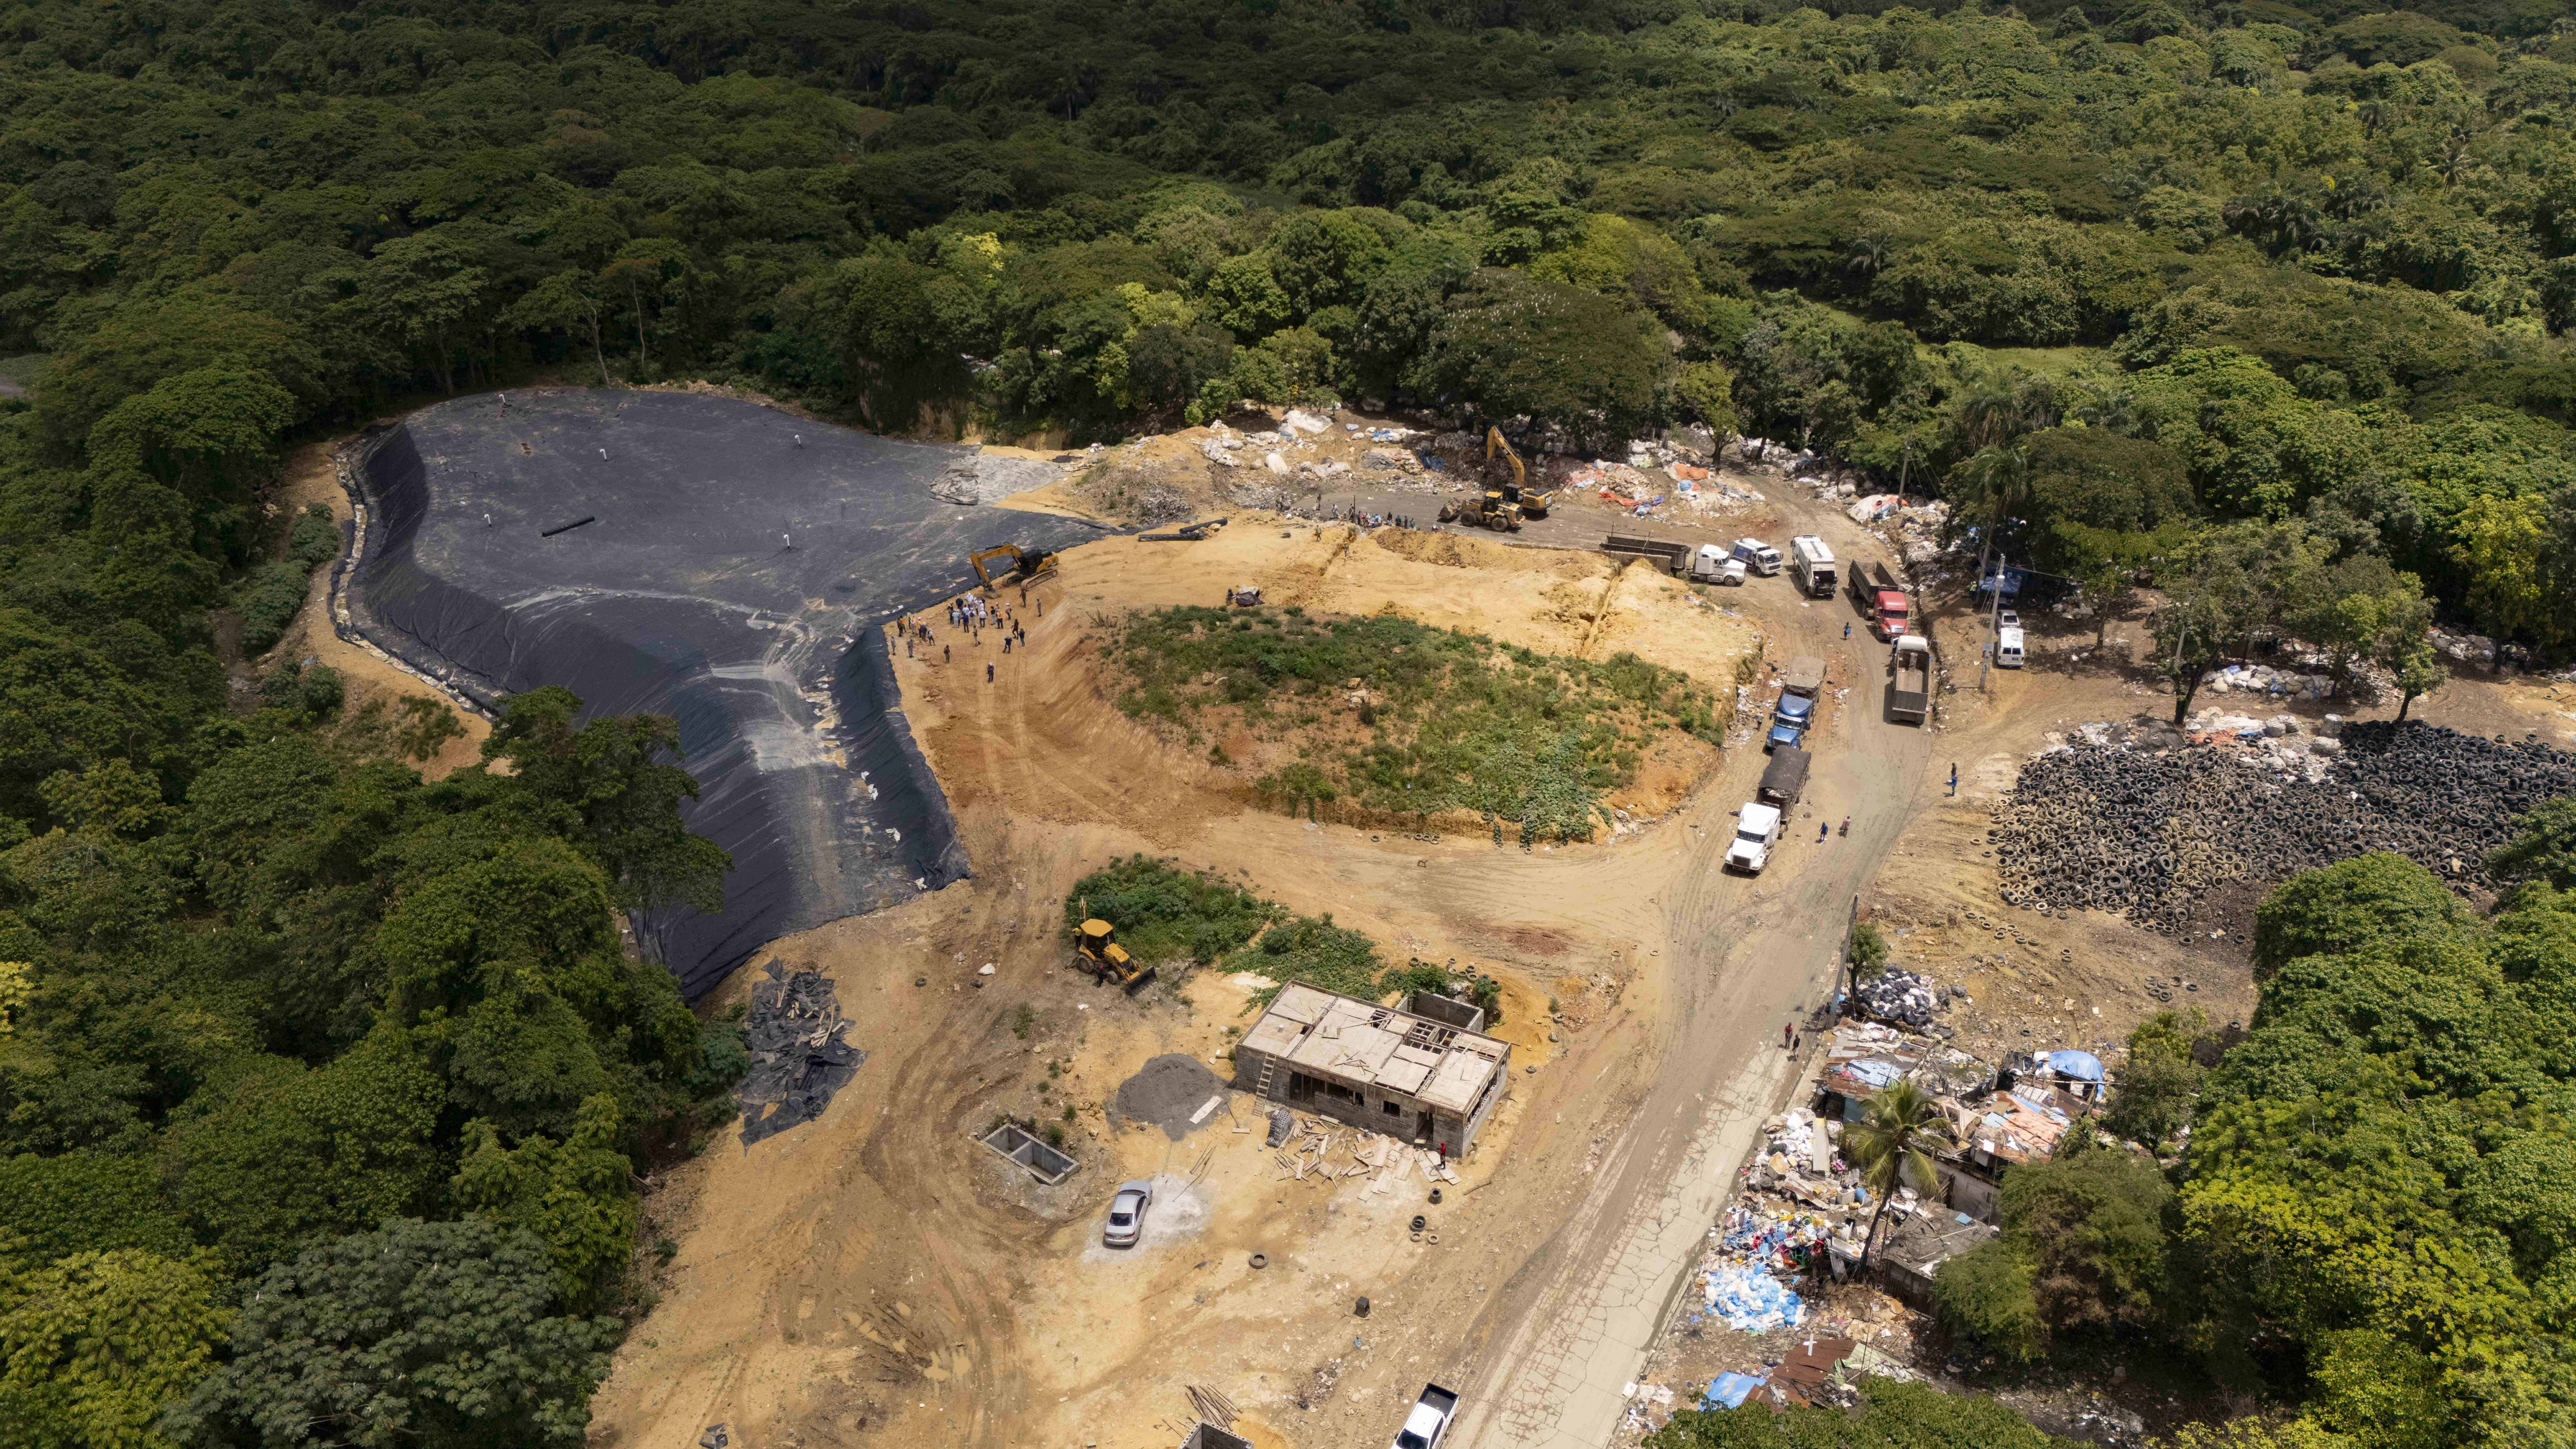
[968,545,1019,589]
[1486,425,1550,517]
[970,543,1058,590]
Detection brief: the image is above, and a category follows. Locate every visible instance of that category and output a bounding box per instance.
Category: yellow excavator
[969,543,1059,591]
[1074,917,1156,992]
[1487,425,1551,519]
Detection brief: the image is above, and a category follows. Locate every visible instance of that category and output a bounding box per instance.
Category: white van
[1730,538,1782,576]
[1996,626,2025,669]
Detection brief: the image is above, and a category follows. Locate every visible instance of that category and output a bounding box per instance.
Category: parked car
[1103,1179,1154,1247]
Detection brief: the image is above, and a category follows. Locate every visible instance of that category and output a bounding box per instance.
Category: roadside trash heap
[2200,662,2346,701]
[1703,1260,1807,1332]
[1855,969,1940,1027]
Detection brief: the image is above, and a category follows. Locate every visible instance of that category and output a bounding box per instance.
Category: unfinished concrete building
[1232,985,1512,1156]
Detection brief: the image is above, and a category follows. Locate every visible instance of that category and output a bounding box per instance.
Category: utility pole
[1979,566,2004,693]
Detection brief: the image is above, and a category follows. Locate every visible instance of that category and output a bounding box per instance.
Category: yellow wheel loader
[1074,918,1157,992]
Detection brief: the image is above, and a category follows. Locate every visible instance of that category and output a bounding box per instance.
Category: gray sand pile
[1115,1054,1228,1141]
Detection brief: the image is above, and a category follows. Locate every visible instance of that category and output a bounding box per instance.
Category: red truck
[1848,560,1910,640]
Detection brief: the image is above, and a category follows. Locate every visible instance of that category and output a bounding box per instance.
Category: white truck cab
[1692,543,1748,584]
[1731,538,1783,576]
[1726,802,1783,873]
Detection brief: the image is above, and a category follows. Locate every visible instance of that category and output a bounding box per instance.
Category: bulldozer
[1073,917,1156,992]
[969,543,1059,591]
[1486,425,1552,519]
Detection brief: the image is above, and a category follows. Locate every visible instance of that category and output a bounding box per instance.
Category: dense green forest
[3,0,2575,1442]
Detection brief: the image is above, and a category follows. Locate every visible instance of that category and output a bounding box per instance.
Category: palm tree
[1844,1080,1948,1269]
[1845,232,1893,280]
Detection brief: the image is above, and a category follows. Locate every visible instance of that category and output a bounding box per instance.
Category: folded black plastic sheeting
[339,389,1104,1000]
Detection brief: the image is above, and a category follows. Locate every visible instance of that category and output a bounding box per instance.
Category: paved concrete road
[1449,529,1937,1449]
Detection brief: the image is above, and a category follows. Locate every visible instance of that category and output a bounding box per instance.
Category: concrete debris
[2199,662,2347,702]
[738,959,867,1146]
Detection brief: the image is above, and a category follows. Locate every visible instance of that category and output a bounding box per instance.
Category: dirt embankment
[267,440,488,778]
[586,514,1781,1449]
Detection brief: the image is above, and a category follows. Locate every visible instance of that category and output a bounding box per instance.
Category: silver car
[1102,1179,1154,1248]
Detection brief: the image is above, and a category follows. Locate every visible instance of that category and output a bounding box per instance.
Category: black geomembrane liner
[341,388,1103,1000]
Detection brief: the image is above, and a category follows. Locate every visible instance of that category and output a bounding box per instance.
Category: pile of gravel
[1114,1054,1228,1141]
[1991,721,2576,933]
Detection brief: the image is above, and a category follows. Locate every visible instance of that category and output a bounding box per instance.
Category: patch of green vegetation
[234,503,342,655]
[1242,914,1386,1001]
[1110,606,1720,843]
[1064,855,1280,969]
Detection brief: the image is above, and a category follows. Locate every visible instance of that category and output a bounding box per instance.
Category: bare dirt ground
[269,439,489,778]
[257,393,2575,1449]
[585,476,1943,1449]
[1861,592,2567,1070]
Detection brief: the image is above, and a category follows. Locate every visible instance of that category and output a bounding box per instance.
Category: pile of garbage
[2199,662,2350,702]
[737,960,868,1146]
[1723,1201,1840,1274]
[1702,1261,1808,1332]
[1853,969,1941,1028]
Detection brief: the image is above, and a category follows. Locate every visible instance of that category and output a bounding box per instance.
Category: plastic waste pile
[1701,1373,1766,1410]
[1723,1203,1838,1267]
[1768,1108,1816,1165]
[1702,1261,1806,1332]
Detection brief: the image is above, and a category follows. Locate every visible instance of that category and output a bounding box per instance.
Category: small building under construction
[1232,985,1512,1156]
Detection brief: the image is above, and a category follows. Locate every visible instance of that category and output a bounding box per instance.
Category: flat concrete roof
[1243,986,1509,1115]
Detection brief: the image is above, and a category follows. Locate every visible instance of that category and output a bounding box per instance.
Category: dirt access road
[1447,505,1935,1449]
[586,489,1924,1449]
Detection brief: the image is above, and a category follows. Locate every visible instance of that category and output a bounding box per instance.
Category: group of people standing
[902,592,1035,683]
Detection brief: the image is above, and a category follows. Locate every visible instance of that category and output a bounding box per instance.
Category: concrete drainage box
[1181,1428,1252,1449]
[979,1122,1077,1184]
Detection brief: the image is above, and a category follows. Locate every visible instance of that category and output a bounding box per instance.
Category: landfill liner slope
[341,388,1103,1000]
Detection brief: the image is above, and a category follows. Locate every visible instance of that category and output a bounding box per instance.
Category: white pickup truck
[1392,1383,1460,1449]
[1725,802,1783,874]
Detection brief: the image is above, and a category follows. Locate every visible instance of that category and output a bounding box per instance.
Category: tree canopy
[7,0,2576,1441]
